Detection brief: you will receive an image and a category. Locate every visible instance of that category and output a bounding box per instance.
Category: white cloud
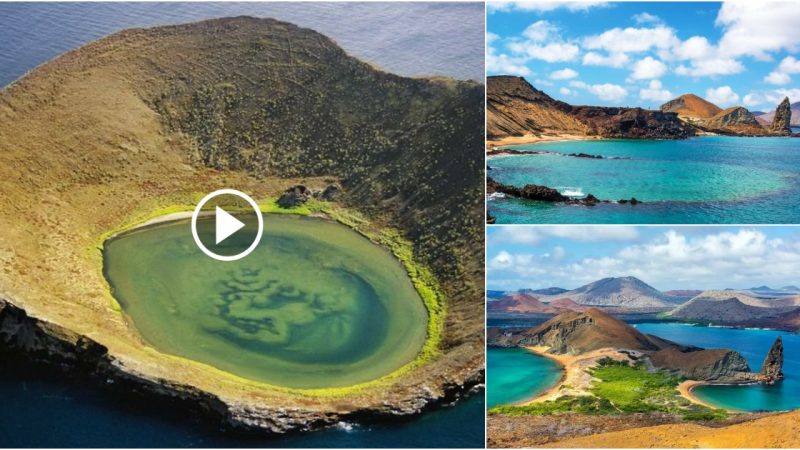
[559,87,575,96]
[742,93,763,108]
[587,83,628,103]
[675,58,744,77]
[742,88,800,109]
[522,20,558,42]
[716,2,800,60]
[764,56,800,85]
[487,1,608,13]
[765,71,792,85]
[633,12,662,25]
[491,226,639,245]
[639,79,673,102]
[489,228,800,291]
[550,68,579,80]
[569,80,588,89]
[583,26,679,54]
[630,56,667,80]
[582,51,630,68]
[486,50,531,76]
[508,41,580,62]
[671,36,714,61]
[704,86,740,107]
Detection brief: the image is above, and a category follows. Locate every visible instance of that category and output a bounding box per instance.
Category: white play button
[191,189,264,262]
[215,206,245,244]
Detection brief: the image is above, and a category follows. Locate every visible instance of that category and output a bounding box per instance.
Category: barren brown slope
[0,16,483,432]
[488,308,665,353]
[543,410,800,448]
[486,75,589,139]
[487,293,557,313]
[661,93,722,120]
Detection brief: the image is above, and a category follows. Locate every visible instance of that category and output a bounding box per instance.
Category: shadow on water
[0,353,485,448]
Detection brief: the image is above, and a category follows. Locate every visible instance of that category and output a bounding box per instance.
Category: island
[0,17,484,434]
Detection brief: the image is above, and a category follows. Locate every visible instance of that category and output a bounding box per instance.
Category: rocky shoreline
[0,298,483,435]
[487,177,641,206]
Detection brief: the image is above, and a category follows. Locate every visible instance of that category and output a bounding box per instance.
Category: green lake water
[103,214,428,389]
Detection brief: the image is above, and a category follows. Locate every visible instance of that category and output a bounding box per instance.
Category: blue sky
[487,226,800,291]
[487,1,800,111]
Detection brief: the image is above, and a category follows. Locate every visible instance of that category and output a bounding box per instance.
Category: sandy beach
[520,346,631,404]
[486,133,599,149]
[677,380,719,409]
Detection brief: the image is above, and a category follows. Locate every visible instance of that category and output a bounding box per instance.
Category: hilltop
[486,76,693,143]
[669,291,800,329]
[660,94,771,135]
[487,308,668,353]
[660,93,722,120]
[0,16,484,432]
[539,276,682,308]
[485,76,793,145]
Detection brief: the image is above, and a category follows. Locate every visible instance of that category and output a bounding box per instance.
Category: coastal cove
[488,136,800,224]
[634,323,800,412]
[487,348,562,408]
[488,319,799,413]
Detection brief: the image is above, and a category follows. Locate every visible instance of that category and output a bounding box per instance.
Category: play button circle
[191,189,263,261]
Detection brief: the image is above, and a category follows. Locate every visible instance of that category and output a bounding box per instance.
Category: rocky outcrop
[707,107,760,128]
[757,100,800,127]
[277,185,311,208]
[487,177,641,206]
[771,97,793,135]
[565,106,696,139]
[487,76,694,140]
[486,76,590,139]
[660,94,771,135]
[760,336,784,383]
[649,348,757,382]
[487,177,567,202]
[317,184,340,201]
[0,298,482,434]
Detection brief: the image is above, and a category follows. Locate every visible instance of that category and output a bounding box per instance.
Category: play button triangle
[215,206,245,244]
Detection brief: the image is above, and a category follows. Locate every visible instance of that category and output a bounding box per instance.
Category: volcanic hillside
[538,276,683,308]
[660,93,721,121]
[0,16,484,427]
[487,308,673,353]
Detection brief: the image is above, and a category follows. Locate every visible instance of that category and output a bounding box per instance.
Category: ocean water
[0,360,485,448]
[488,136,800,224]
[634,323,800,412]
[487,347,562,408]
[104,215,427,388]
[0,2,484,88]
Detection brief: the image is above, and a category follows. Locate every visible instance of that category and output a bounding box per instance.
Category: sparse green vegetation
[490,358,729,421]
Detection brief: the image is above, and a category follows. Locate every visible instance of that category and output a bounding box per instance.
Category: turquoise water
[634,323,800,412]
[487,347,562,408]
[489,136,800,224]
